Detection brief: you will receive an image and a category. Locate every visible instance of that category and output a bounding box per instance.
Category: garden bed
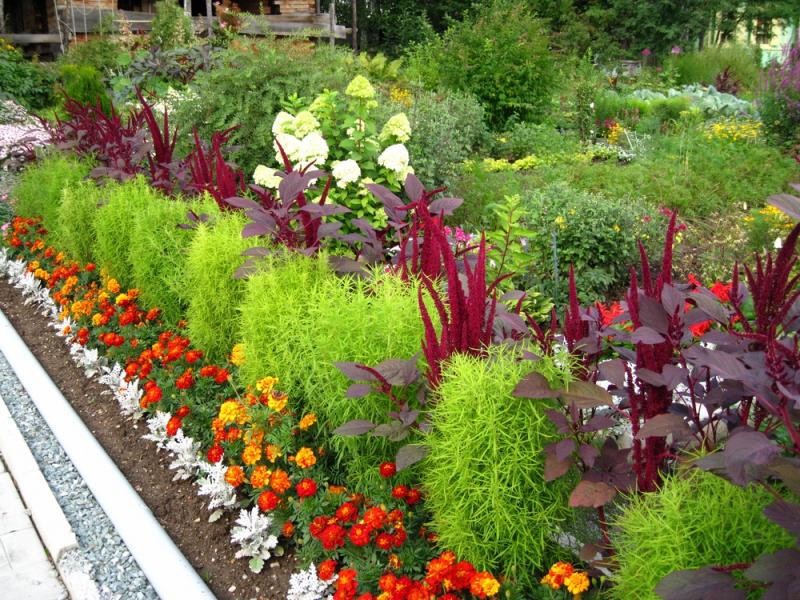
[0,277,298,600]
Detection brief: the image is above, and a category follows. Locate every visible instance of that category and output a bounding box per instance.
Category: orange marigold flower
[282,521,295,537]
[165,416,182,437]
[270,468,291,494]
[214,368,230,384]
[329,485,347,494]
[257,490,280,512]
[335,501,358,523]
[185,349,203,364]
[298,413,317,430]
[363,506,387,530]
[318,559,337,581]
[264,443,281,463]
[267,391,288,412]
[241,443,262,465]
[348,523,372,547]
[225,465,245,488]
[107,278,121,294]
[541,562,574,590]
[295,447,316,469]
[250,465,271,489]
[564,571,590,595]
[218,400,245,425]
[387,554,402,571]
[256,376,278,394]
[470,572,500,598]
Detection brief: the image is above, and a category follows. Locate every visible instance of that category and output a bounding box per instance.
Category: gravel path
[0,350,159,600]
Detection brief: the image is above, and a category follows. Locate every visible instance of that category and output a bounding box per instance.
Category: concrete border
[0,308,217,600]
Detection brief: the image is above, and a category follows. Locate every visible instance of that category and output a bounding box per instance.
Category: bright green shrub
[426,0,557,127]
[59,64,110,113]
[128,195,218,325]
[666,44,761,91]
[13,153,91,231]
[239,260,428,492]
[173,40,354,176]
[493,121,580,162]
[423,348,573,589]
[55,179,117,264]
[612,467,794,599]
[184,213,261,361]
[92,177,160,288]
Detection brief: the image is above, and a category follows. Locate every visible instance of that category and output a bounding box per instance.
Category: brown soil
[0,278,298,600]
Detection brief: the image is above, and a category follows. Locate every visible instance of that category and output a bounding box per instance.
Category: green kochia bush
[239,258,427,492]
[55,179,117,265]
[423,349,574,589]
[128,195,219,326]
[13,153,91,232]
[612,467,794,599]
[184,213,261,362]
[92,177,161,289]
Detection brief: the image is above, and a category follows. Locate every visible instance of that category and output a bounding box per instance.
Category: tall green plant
[612,467,795,599]
[55,179,116,265]
[150,0,194,50]
[423,348,574,589]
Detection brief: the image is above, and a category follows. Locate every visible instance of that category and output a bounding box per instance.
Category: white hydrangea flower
[380,113,411,143]
[345,75,376,99]
[272,111,295,136]
[292,111,321,138]
[253,165,282,188]
[287,563,336,600]
[297,132,329,169]
[331,159,361,188]
[274,133,302,164]
[377,143,410,175]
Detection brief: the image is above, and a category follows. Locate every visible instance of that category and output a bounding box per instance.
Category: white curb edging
[0,309,217,600]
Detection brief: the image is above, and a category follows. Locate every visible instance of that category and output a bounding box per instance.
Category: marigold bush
[423,348,573,589]
[611,467,794,599]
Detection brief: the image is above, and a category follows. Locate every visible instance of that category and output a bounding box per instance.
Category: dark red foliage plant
[136,88,179,193]
[186,126,246,209]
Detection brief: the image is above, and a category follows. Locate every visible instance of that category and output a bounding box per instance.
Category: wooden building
[0,0,345,55]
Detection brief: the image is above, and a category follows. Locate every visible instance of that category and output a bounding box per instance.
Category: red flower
[318,559,337,581]
[85,263,96,272]
[199,365,218,378]
[175,369,195,390]
[347,523,372,547]
[391,485,408,500]
[319,524,347,550]
[207,444,224,463]
[710,281,732,303]
[214,368,230,384]
[379,461,396,478]
[145,307,161,321]
[310,516,329,537]
[165,416,182,437]
[362,506,387,530]
[296,478,318,498]
[282,521,295,537]
[185,349,203,364]
[257,490,280,512]
[175,405,190,418]
[405,488,421,505]
[375,532,393,551]
[392,528,407,548]
[336,568,358,595]
[335,501,359,523]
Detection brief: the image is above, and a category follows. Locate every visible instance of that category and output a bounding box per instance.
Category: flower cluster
[703,117,762,143]
[540,562,590,597]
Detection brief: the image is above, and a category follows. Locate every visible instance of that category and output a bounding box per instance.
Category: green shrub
[92,177,161,288]
[128,195,218,325]
[423,348,573,589]
[150,0,194,50]
[55,179,116,264]
[666,44,761,91]
[389,89,488,188]
[184,213,261,361]
[612,467,795,599]
[522,182,663,303]
[173,40,354,176]
[60,37,122,75]
[0,43,56,109]
[760,44,800,148]
[59,64,110,113]
[239,259,427,492]
[13,153,91,231]
[594,91,691,132]
[424,0,557,127]
[493,121,581,162]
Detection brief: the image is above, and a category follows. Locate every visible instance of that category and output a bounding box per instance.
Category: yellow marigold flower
[107,278,121,294]
[564,571,590,595]
[329,485,347,494]
[218,400,243,425]
[28,260,40,271]
[115,293,129,306]
[242,443,262,465]
[230,343,246,366]
[211,417,224,432]
[470,572,500,597]
[298,413,317,430]
[267,391,288,413]
[55,252,64,264]
[224,465,245,488]
[256,376,278,394]
[295,447,317,469]
[34,268,49,281]
[388,553,402,570]
[98,291,109,303]
[249,465,271,489]
[92,313,103,326]
[265,444,282,463]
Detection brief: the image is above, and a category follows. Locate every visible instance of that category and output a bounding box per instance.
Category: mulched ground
[0,277,298,600]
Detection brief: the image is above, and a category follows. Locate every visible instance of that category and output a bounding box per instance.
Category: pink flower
[671,46,682,55]
[641,48,652,57]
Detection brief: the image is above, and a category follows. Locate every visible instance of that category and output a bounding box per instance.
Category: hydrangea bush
[253,76,413,228]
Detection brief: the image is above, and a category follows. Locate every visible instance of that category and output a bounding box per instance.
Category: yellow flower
[267,391,288,413]
[256,376,278,394]
[265,444,282,463]
[613,224,621,233]
[554,215,566,229]
[106,278,121,294]
[298,413,317,431]
[115,293,129,306]
[229,343,246,366]
[564,571,590,595]
[241,443,262,465]
[218,400,247,425]
[92,313,103,326]
[295,447,316,469]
